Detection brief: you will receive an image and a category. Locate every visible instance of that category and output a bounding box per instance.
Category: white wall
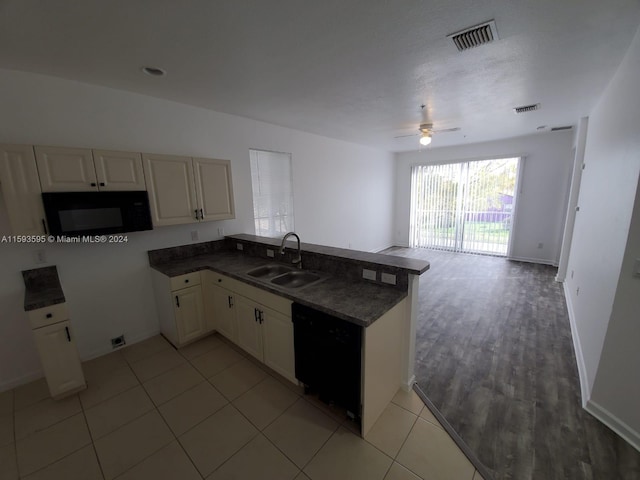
[0,69,395,390]
[394,132,574,265]
[564,24,640,448]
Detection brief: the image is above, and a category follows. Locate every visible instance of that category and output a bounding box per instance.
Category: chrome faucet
[280,232,302,269]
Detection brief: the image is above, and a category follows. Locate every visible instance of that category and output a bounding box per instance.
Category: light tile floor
[0,334,485,480]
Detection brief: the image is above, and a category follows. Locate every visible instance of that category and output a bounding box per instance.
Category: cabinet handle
[90,182,97,187]
[259,310,264,324]
[65,326,71,342]
[200,208,204,220]
[184,279,189,283]
[100,182,105,187]
[254,308,259,322]
[46,313,53,319]
[218,279,222,283]
[175,295,180,308]
[194,209,199,220]
[42,219,48,235]
[228,295,233,308]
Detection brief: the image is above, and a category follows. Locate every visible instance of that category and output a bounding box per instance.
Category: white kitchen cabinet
[193,158,235,221]
[235,296,264,361]
[92,150,146,191]
[0,144,47,235]
[35,145,146,192]
[143,154,235,227]
[202,270,295,382]
[152,270,207,348]
[25,302,86,399]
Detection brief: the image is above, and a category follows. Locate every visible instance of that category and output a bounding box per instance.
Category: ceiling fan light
[419,132,432,146]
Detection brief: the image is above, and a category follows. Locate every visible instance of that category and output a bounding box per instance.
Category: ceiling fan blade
[394,133,419,139]
[432,127,461,134]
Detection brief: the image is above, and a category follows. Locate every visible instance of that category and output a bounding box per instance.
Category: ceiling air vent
[448,20,499,51]
[513,103,540,114]
[551,126,573,131]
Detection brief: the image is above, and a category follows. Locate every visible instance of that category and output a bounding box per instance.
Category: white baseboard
[508,255,559,267]
[401,375,416,392]
[370,243,395,253]
[0,370,44,393]
[586,400,640,453]
[82,328,161,362]
[563,282,590,407]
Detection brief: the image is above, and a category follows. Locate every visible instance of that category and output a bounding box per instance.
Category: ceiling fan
[394,123,461,146]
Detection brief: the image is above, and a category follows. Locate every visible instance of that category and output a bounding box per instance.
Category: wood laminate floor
[381,247,640,480]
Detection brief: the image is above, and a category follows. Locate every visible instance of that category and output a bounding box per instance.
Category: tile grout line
[78,393,108,480]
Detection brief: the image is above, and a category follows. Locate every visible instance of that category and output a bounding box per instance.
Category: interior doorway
[409,157,520,256]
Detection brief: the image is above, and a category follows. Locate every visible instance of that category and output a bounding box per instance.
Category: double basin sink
[246,264,324,289]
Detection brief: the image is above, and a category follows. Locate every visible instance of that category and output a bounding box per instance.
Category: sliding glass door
[409,157,519,256]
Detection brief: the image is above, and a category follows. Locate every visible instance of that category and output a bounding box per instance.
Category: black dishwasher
[292,303,362,422]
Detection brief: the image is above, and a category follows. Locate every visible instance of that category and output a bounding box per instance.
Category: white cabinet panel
[193,158,235,221]
[235,296,263,361]
[174,285,206,344]
[93,150,145,191]
[209,285,237,342]
[35,146,97,192]
[33,320,86,398]
[262,307,296,383]
[143,153,198,226]
[0,144,47,235]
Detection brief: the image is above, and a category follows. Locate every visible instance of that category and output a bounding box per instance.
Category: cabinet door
[235,296,263,361]
[33,321,86,398]
[34,146,97,192]
[262,307,296,383]
[173,285,206,344]
[142,154,198,226]
[0,144,47,235]
[211,285,237,343]
[193,158,235,221]
[93,150,146,191]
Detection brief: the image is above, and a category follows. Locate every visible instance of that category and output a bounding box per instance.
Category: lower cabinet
[152,270,207,347]
[204,271,296,384]
[26,303,86,399]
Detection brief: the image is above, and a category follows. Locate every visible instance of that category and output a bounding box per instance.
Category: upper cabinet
[92,150,146,191]
[35,146,145,192]
[193,158,235,222]
[143,154,235,227]
[0,144,47,235]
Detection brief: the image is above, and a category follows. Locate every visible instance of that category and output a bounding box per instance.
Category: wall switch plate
[381,272,397,285]
[362,269,376,281]
[35,249,46,264]
[111,335,126,349]
[218,227,225,237]
[537,242,544,249]
[267,249,275,258]
[236,243,244,251]
[190,230,199,241]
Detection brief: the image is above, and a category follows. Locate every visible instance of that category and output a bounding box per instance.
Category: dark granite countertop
[22,266,65,311]
[227,234,430,275]
[150,251,408,327]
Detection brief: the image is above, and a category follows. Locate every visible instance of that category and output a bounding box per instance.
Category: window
[249,149,294,237]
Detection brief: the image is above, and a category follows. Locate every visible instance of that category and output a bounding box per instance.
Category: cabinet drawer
[170,271,201,290]
[28,302,69,329]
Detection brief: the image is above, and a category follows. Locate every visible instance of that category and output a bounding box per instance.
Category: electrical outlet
[267,249,275,258]
[571,270,574,279]
[576,287,580,296]
[218,227,225,237]
[236,243,244,251]
[111,335,126,349]
[381,272,397,285]
[362,269,376,281]
[35,249,46,264]
[190,230,199,241]
[537,242,543,249]
[633,259,640,277]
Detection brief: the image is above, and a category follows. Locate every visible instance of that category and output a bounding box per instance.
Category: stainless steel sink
[246,264,294,278]
[270,270,323,289]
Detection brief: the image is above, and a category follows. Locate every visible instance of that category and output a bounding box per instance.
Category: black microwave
[42,191,153,236]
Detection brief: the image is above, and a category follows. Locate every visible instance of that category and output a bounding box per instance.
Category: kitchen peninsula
[148,234,429,435]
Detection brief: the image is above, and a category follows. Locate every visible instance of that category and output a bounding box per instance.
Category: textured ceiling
[1,0,639,151]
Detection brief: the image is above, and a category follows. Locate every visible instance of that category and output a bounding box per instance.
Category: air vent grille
[513,103,540,114]
[551,126,573,131]
[448,20,499,51]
